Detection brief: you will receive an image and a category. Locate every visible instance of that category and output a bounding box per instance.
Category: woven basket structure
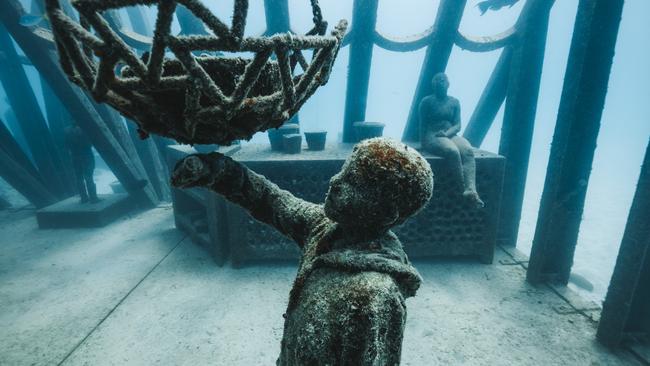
[44,0,347,145]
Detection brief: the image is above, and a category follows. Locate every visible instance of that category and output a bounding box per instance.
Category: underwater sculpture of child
[171,137,433,365]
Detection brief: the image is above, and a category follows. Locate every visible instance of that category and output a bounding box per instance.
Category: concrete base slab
[0,208,644,365]
[0,206,184,366]
[36,194,135,229]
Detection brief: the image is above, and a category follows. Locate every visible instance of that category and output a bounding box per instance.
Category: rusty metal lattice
[44,0,347,145]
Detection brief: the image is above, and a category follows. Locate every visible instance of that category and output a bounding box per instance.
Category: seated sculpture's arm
[171,152,322,248]
[419,99,442,141]
[420,99,454,139]
[443,99,462,138]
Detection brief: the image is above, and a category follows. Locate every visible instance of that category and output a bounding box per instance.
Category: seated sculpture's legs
[451,135,484,208]
[451,135,477,193]
[423,136,464,190]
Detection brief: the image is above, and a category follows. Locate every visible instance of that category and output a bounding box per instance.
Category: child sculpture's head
[324,138,434,233]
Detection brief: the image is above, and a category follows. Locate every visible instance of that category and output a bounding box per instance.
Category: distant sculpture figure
[420,73,484,208]
[64,124,99,203]
[171,137,433,365]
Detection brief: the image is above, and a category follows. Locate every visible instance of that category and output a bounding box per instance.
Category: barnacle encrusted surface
[346,137,435,223]
[170,137,434,364]
[323,138,435,232]
[44,0,347,145]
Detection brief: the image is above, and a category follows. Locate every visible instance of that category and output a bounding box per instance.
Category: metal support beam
[401,0,467,142]
[598,138,650,347]
[176,4,208,36]
[263,0,290,35]
[125,5,151,36]
[0,120,56,208]
[152,135,175,173]
[0,0,157,206]
[0,117,41,183]
[1,106,31,159]
[41,79,77,196]
[89,102,158,205]
[0,193,9,209]
[463,47,512,147]
[497,0,554,247]
[0,148,57,208]
[93,103,152,180]
[263,0,299,125]
[342,0,379,143]
[527,0,624,282]
[128,121,171,201]
[30,0,78,197]
[0,24,68,199]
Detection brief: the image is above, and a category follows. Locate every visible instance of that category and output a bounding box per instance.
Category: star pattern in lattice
[45,0,347,145]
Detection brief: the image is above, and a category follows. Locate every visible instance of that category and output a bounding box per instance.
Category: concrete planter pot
[268,123,299,151]
[353,121,385,141]
[304,131,327,151]
[282,134,302,154]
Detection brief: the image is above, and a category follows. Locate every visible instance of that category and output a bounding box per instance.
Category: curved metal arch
[41,22,511,55]
[115,28,153,50]
[16,12,152,51]
[455,27,517,52]
[372,27,433,52]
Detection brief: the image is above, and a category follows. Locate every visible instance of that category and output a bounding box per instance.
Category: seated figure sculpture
[171,137,433,365]
[420,73,484,208]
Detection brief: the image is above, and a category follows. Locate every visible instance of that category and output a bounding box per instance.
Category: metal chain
[309,0,327,35]
[310,0,323,26]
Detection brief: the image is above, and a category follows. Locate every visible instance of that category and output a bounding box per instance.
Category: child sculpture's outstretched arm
[171,152,322,248]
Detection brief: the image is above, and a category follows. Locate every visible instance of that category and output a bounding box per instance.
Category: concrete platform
[0,208,644,365]
[168,143,505,267]
[35,194,135,229]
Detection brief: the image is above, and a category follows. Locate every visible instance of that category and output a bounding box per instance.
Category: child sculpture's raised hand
[171,138,433,365]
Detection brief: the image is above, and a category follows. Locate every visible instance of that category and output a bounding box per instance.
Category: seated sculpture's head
[431,72,449,97]
[324,138,434,232]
